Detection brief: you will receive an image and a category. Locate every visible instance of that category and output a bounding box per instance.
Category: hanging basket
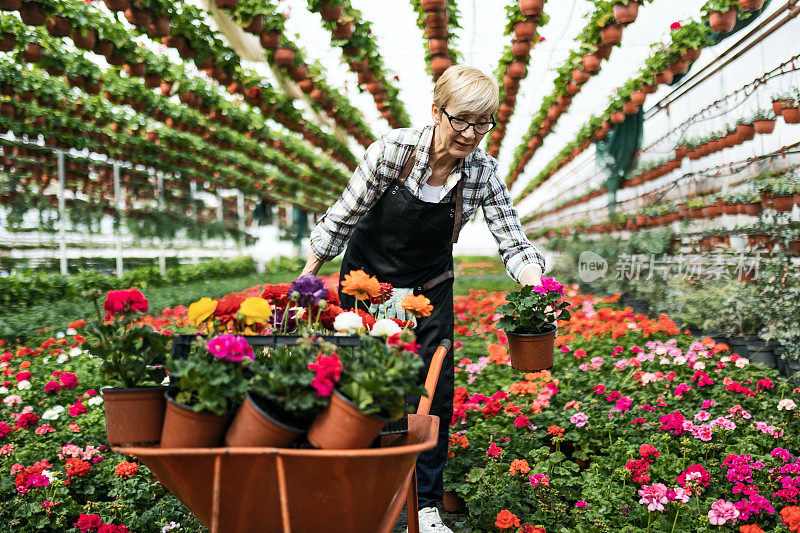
[613,1,639,24]
[709,9,737,33]
[505,325,557,372]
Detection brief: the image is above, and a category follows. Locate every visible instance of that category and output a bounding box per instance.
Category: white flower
[162,522,182,532]
[66,328,77,336]
[0,362,6,369]
[160,376,170,386]
[659,357,670,365]
[734,358,749,368]
[41,470,54,482]
[42,405,65,420]
[55,332,65,339]
[0,387,7,394]
[87,396,104,406]
[673,356,687,366]
[333,312,364,335]
[370,318,402,337]
[778,399,797,411]
[42,358,50,364]
[69,347,82,357]
[17,381,31,391]
[57,354,70,364]
[693,361,706,370]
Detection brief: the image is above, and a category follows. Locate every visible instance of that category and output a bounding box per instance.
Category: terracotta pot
[22,42,42,62]
[506,325,557,372]
[622,101,639,115]
[565,82,580,95]
[669,58,688,74]
[19,1,47,25]
[160,393,234,448]
[0,32,14,52]
[613,1,639,24]
[781,107,800,124]
[46,15,71,37]
[102,386,167,446]
[274,47,296,67]
[421,0,446,9]
[595,43,613,60]
[431,55,452,76]
[147,15,171,37]
[426,23,447,38]
[572,68,590,84]
[297,78,314,93]
[738,0,765,11]
[709,9,737,33]
[332,21,354,39]
[514,20,537,41]
[582,54,601,73]
[736,123,755,141]
[682,47,702,62]
[259,30,280,50]
[215,0,239,7]
[429,38,448,55]
[772,195,795,212]
[289,64,309,81]
[507,60,527,79]
[772,100,789,115]
[519,0,544,16]
[511,39,530,58]
[743,203,762,216]
[751,119,774,135]
[93,39,113,58]
[655,69,673,85]
[307,391,388,449]
[600,24,623,45]
[0,0,21,10]
[124,6,149,26]
[443,490,466,512]
[630,90,646,106]
[610,110,625,123]
[225,393,304,447]
[319,0,343,22]
[242,14,264,34]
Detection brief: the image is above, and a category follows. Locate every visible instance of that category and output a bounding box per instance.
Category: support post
[157,172,166,275]
[57,150,67,275]
[113,162,123,278]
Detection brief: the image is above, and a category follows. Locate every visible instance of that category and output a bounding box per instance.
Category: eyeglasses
[441,108,496,135]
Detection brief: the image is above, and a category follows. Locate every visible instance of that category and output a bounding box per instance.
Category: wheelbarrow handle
[416,339,451,417]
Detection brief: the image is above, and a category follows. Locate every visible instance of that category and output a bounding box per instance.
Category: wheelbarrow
[113,339,452,533]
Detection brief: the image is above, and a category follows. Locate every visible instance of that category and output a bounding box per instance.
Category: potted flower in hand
[307,331,426,449]
[84,288,169,446]
[161,334,253,448]
[497,277,572,372]
[225,336,336,447]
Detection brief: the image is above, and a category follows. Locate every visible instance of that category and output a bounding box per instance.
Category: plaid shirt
[310,125,545,282]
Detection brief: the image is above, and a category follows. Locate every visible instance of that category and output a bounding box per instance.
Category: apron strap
[451,177,465,243]
[417,269,454,293]
[397,145,418,184]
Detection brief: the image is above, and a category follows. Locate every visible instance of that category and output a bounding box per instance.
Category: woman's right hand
[301,255,325,276]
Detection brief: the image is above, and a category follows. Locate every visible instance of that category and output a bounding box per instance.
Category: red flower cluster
[65,457,91,480]
[626,445,660,484]
[69,401,87,417]
[74,515,129,533]
[676,464,711,491]
[307,353,342,397]
[262,284,291,306]
[103,288,148,319]
[386,333,419,355]
[15,412,39,429]
[14,459,51,493]
[481,399,502,418]
[660,411,685,434]
[495,509,521,529]
[114,462,139,478]
[214,293,247,325]
[369,282,394,304]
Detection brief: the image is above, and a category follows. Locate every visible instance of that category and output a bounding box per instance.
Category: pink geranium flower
[708,499,739,525]
[638,483,669,512]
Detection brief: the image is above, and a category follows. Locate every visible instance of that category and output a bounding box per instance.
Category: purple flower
[207,334,254,362]
[271,308,299,332]
[289,274,327,307]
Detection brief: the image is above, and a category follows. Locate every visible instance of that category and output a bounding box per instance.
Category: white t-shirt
[420,182,443,202]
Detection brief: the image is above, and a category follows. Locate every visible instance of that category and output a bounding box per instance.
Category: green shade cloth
[253,199,274,226]
[293,208,308,246]
[595,109,644,217]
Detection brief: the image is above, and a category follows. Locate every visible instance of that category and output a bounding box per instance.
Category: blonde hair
[433,65,499,119]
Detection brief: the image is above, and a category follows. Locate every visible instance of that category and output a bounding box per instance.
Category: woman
[302,65,545,532]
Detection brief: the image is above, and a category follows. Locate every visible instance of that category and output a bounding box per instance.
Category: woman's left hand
[519,265,543,286]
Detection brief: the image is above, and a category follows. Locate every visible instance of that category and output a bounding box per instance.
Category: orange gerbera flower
[340,270,380,301]
[401,294,433,318]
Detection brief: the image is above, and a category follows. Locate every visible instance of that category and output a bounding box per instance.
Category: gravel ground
[392,506,473,533]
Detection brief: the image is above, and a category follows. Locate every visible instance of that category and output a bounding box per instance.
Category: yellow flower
[340,270,381,301]
[187,297,218,326]
[401,294,433,318]
[238,297,272,326]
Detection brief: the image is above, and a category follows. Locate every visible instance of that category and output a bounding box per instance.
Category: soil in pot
[306,391,388,449]
[224,393,304,447]
[506,325,557,372]
[102,386,167,446]
[160,392,234,448]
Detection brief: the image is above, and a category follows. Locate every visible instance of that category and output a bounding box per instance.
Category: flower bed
[446,287,800,532]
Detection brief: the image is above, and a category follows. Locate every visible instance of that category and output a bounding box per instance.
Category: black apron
[338,140,464,506]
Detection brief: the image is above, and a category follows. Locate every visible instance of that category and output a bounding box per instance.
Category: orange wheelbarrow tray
[113,339,452,533]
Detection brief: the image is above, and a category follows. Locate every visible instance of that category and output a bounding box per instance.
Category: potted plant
[753,108,776,134]
[702,0,741,33]
[497,277,571,372]
[613,0,644,25]
[161,333,253,448]
[307,330,426,449]
[83,288,169,446]
[771,90,793,115]
[780,94,800,124]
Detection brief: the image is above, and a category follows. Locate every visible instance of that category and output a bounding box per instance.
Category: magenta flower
[486,442,502,458]
[307,353,343,398]
[575,500,587,508]
[670,21,682,30]
[44,381,62,393]
[207,335,255,362]
[534,277,564,295]
[638,483,669,512]
[708,499,739,525]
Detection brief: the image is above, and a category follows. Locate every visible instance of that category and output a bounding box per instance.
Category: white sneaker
[408,507,454,533]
